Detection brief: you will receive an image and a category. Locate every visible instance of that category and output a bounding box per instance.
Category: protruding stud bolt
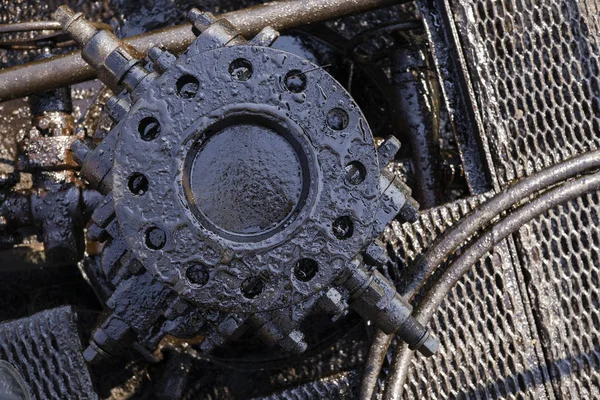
[250,26,280,47]
[187,9,217,34]
[148,47,176,74]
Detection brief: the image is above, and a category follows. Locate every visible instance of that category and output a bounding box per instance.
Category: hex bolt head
[147,47,164,62]
[83,343,105,364]
[377,136,402,170]
[279,329,308,354]
[164,298,191,320]
[217,317,241,337]
[250,26,280,47]
[106,96,131,122]
[417,332,440,357]
[363,240,388,267]
[54,6,97,45]
[87,223,108,242]
[317,288,347,321]
[70,138,92,166]
[398,196,420,223]
[150,48,176,73]
[187,9,217,34]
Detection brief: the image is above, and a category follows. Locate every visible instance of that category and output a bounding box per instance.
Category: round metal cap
[185,120,305,239]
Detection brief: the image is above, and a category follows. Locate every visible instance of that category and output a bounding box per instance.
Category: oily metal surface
[382,196,549,399]
[0,0,410,101]
[181,321,369,399]
[451,0,600,398]
[1,1,598,399]
[0,306,96,400]
[112,43,382,313]
[253,370,359,400]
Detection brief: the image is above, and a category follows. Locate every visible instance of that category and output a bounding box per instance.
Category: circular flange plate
[112,44,381,312]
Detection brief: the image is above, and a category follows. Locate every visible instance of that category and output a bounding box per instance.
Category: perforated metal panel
[254,371,358,400]
[517,193,600,399]
[383,197,549,399]
[0,306,96,400]
[447,0,600,398]
[452,0,600,185]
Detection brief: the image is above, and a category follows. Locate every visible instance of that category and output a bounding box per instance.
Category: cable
[360,149,600,399]
[402,149,600,298]
[382,171,600,399]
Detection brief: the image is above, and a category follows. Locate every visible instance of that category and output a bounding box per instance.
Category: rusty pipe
[0,0,409,102]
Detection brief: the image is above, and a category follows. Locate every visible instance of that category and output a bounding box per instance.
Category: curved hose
[360,149,600,399]
[382,171,600,399]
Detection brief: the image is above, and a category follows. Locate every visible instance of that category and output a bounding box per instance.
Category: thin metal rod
[0,21,113,49]
[383,171,600,400]
[0,21,112,33]
[360,148,600,399]
[0,0,408,101]
[0,21,62,32]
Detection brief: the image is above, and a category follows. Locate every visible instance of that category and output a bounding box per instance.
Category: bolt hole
[138,117,161,141]
[332,216,354,240]
[186,264,209,286]
[229,58,253,81]
[345,161,366,185]
[326,108,349,131]
[284,70,307,93]
[128,173,149,195]
[241,276,264,299]
[176,74,199,98]
[294,258,318,282]
[145,227,166,250]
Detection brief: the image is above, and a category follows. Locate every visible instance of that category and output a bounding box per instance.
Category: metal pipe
[383,171,600,399]
[0,0,408,102]
[390,45,443,208]
[0,21,112,33]
[360,148,600,399]
[0,21,62,32]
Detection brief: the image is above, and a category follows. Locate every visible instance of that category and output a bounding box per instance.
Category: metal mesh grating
[181,323,369,399]
[382,196,549,399]
[253,371,358,400]
[517,193,600,398]
[452,0,600,186]
[450,0,600,398]
[0,306,96,400]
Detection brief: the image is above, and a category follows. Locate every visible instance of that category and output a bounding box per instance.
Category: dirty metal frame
[52,4,442,364]
[0,0,410,102]
[414,0,496,194]
[0,0,495,195]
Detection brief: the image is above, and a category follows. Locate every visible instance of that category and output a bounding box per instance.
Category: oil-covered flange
[56,6,438,362]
